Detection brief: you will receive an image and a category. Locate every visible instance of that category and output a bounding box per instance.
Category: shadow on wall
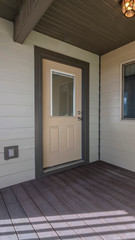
[0,161,135,239]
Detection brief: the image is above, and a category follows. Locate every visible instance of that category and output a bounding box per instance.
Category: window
[122,61,135,119]
[51,71,75,116]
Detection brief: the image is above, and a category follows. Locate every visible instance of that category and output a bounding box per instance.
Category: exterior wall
[101,41,135,171]
[0,18,99,189]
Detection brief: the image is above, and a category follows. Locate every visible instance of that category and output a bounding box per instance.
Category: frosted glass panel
[51,71,74,116]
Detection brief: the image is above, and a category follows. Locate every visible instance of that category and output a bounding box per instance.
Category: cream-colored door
[43,59,82,168]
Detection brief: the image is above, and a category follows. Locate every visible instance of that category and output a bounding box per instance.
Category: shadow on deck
[1,160,135,239]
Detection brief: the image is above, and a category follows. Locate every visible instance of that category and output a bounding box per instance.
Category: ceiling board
[0,0,22,21]
[34,0,135,55]
[0,0,135,55]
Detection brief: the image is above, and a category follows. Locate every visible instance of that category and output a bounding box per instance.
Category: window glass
[51,71,75,116]
[123,62,135,118]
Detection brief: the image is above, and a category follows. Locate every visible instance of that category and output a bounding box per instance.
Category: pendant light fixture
[121,0,135,17]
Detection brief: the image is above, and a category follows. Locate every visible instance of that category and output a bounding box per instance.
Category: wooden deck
[1,161,135,240]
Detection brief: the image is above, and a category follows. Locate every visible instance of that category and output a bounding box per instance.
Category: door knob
[78,117,82,121]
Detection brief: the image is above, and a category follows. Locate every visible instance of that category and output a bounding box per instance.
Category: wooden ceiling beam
[14,0,54,43]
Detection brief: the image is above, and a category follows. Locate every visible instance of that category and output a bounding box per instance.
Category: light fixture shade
[122,0,135,17]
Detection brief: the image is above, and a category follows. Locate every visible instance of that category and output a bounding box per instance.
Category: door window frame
[51,70,75,117]
[35,46,89,178]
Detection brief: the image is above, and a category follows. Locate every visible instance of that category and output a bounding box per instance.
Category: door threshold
[43,159,85,176]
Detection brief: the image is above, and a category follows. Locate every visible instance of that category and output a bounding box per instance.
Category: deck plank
[33,179,103,240]
[58,166,135,239]
[41,176,123,240]
[45,172,132,239]
[22,181,81,240]
[1,161,135,240]
[82,164,135,200]
[0,192,18,240]
[91,162,135,192]
[77,165,135,211]
[12,184,60,240]
[1,187,38,240]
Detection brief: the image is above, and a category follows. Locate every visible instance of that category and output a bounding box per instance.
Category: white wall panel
[0,93,33,105]
[0,170,34,189]
[101,41,135,171]
[0,128,34,141]
[0,139,34,153]
[0,117,33,128]
[0,18,99,188]
[0,106,33,117]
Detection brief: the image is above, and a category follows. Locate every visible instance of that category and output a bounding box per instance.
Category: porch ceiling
[1,0,135,55]
[0,0,22,22]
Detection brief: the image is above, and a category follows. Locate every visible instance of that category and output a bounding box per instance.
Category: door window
[51,71,75,116]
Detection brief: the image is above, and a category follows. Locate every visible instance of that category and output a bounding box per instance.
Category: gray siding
[0,18,99,188]
[101,41,135,171]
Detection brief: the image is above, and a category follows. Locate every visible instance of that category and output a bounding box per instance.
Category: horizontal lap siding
[101,41,135,171]
[0,18,99,188]
[0,19,35,188]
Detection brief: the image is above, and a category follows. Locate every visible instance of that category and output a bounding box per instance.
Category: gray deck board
[22,181,80,240]
[63,165,135,239]
[43,175,123,240]
[1,187,38,240]
[12,184,60,240]
[33,179,102,240]
[1,161,135,239]
[0,192,18,240]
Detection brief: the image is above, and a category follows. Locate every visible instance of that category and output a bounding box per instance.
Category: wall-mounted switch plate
[4,146,19,160]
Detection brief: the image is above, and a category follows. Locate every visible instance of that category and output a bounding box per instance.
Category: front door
[42,59,82,168]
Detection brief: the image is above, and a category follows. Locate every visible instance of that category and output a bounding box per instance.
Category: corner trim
[98,56,101,161]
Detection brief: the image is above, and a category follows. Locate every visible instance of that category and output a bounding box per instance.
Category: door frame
[35,46,89,178]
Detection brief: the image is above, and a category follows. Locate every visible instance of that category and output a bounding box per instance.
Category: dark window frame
[122,61,135,120]
[35,46,89,178]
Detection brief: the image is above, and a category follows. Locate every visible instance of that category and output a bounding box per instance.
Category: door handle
[78,117,83,121]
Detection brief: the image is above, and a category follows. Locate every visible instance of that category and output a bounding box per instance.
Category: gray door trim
[35,46,89,178]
